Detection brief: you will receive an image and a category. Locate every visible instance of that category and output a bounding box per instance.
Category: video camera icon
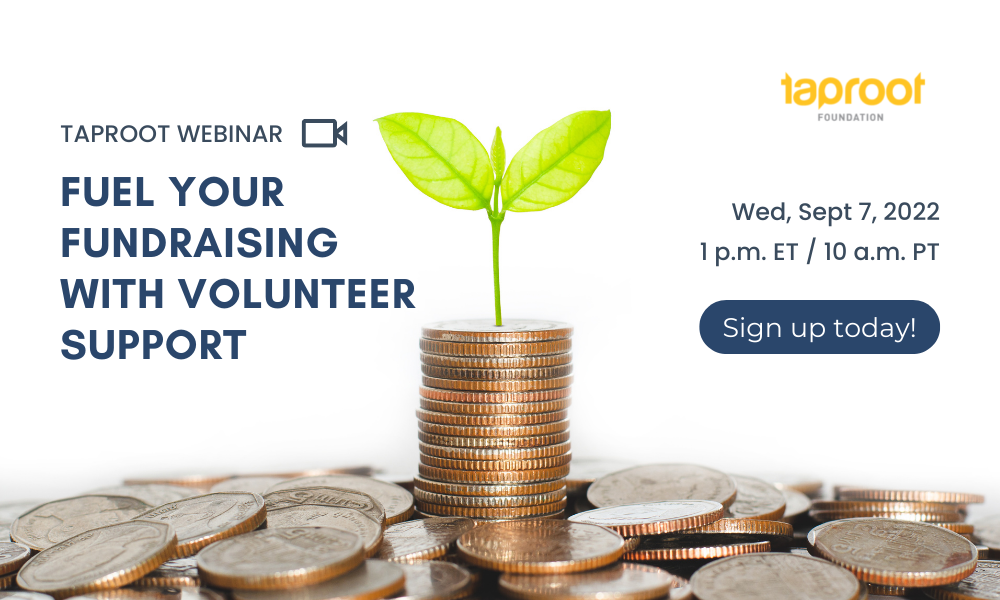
[302,119,348,147]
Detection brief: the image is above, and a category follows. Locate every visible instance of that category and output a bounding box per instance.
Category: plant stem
[489,210,504,327]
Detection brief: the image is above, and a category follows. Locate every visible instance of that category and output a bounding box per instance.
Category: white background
[1,2,997,515]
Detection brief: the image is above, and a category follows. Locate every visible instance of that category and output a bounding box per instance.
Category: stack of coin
[414,319,573,521]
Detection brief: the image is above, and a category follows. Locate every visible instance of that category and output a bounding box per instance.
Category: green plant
[376,110,611,326]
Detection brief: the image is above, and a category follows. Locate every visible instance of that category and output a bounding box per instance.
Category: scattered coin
[587,465,738,509]
[395,562,474,600]
[422,320,573,344]
[0,592,56,600]
[418,432,571,449]
[131,492,266,558]
[690,553,862,600]
[807,518,978,587]
[0,543,30,576]
[123,475,232,490]
[133,558,199,587]
[836,489,984,504]
[779,488,811,523]
[568,500,724,536]
[265,476,414,525]
[377,517,476,563]
[926,560,1000,600]
[230,559,406,600]
[69,587,225,600]
[414,487,566,508]
[724,476,786,521]
[688,518,793,539]
[457,520,624,574]
[418,464,570,484]
[419,339,573,359]
[625,534,771,562]
[565,460,636,496]
[976,515,1000,553]
[811,500,960,513]
[413,477,566,498]
[0,574,13,591]
[808,510,963,523]
[420,352,573,369]
[16,520,177,598]
[419,442,572,461]
[419,398,572,415]
[263,487,386,526]
[415,409,569,427]
[499,562,681,600]
[266,506,383,556]
[87,485,199,507]
[763,476,824,497]
[210,477,286,495]
[11,495,151,551]
[197,527,365,590]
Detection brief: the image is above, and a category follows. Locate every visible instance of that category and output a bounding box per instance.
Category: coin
[419,452,572,472]
[123,475,231,490]
[420,352,573,369]
[690,552,862,600]
[16,520,177,598]
[688,518,793,539]
[419,387,572,404]
[376,517,476,563]
[250,467,375,479]
[418,432,571,449]
[937,523,975,535]
[0,574,13,591]
[0,502,45,525]
[587,465,738,509]
[807,518,979,587]
[0,543,30,576]
[926,560,1000,600]
[499,562,681,600]
[414,477,566,498]
[622,536,641,553]
[836,489,984,504]
[865,584,906,596]
[68,588,225,600]
[565,460,636,496]
[415,409,569,427]
[420,398,572,415]
[87,485,199,507]
[979,546,991,559]
[197,527,365,590]
[414,487,566,509]
[263,487,386,525]
[975,515,1000,552]
[265,476,414,525]
[229,559,406,600]
[422,376,573,393]
[417,499,567,520]
[418,464,569,484]
[420,442,572,461]
[808,510,963,523]
[131,492,266,558]
[568,500,724,536]
[724,476,786,521]
[421,364,574,382]
[0,592,56,600]
[11,495,151,551]
[811,501,960,513]
[457,520,624,574]
[419,339,573,359]
[418,420,570,438]
[133,558,199,587]
[422,320,573,344]
[762,476,824,497]
[624,535,771,562]
[210,477,287,495]
[780,488,812,523]
[395,562,473,600]
[266,506,384,556]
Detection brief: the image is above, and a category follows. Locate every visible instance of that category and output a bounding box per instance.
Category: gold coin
[132,492,267,558]
[808,510,964,523]
[416,499,567,520]
[421,320,573,344]
[936,522,975,535]
[395,561,474,600]
[808,518,978,587]
[418,431,570,449]
[377,517,477,563]
[415,409,568,427]
[0,542,30,576]
[689,518,794,537]
[419,452,572,472]
[418,420,569,438]
[925,560,1000,600]
[133,558,199,588]
[587,465,738,509]
[724,476,786,521]
[812,501,960,513]
[413,477,566,498]
[457,520,624,574]
[419,339,572,358]
[422,376,573,393]
[568,501,725,536]
[421,364,573,381]
[419,386,572,404]
[418,464,569,484]
[419,442,572,461]
[264,476,413,525]
[420,352,573,369]
[413,487,566,508]
[499,563,682,600]
[690,553,862,600]
[780,488,812,523]
[16,521,177,599]
[625,536,770,562]
[420,398,571,415]
[197,527,365,590]
[836,488,984,505]
[230,559,406,600]
[123,475,231,490]
[11,495,151,551]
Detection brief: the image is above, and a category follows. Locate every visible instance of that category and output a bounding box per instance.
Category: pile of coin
[414,319,573,521]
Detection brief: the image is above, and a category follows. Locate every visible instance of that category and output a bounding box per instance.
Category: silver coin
[210,477,286,495]
[0,542,31,576]
[263,487,385,525]
[132,492,266,558]
[0,502,45,526]
[11,495,150,551]
[133,558,199,587]
[265,476,413,524]
[377,518,477,563]
[266,506,383,555]
[396,562,473,600]
[724,476,786,520]
[87,485,199,507]
[780,488,812,522]
[68,587,224,600]
[587,465,738,509]
[691,553,861,600]
[230,560,406,600]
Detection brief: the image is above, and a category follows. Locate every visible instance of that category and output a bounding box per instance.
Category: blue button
[699,300,939,354]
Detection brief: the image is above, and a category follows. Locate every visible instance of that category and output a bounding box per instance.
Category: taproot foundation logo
[782,73,924,122]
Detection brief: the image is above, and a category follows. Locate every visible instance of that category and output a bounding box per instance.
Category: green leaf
[375,113,493,210]
[501,110,611,212]
[490,126,505,183]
